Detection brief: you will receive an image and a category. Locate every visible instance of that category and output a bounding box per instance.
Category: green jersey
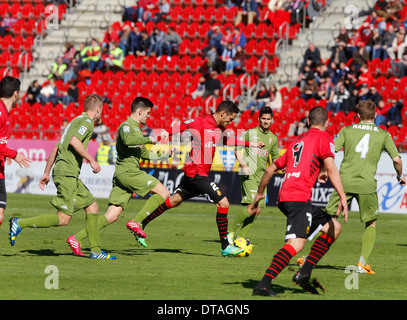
[114,117,153,177]
[52,112,94,177]
[335,121,400,194]
[239,127,279,182]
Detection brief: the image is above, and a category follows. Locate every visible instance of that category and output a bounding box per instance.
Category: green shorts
[325,190,379,223]
[51,175,96,215]
[240,176,266,208]
[109,170,159,209]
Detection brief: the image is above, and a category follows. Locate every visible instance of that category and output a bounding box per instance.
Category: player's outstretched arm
[39,145,58,191]
[13,152,32,169]
[324,157,348,223]
[393,156,406,185]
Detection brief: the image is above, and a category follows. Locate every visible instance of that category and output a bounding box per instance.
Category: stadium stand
[1,0,406,151]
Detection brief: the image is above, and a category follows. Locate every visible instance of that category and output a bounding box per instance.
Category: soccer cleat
[221,244,245,257]
[9,217,22,246]
[89,251,117,260]
[292,271,324,294]
[356,263,376,274]
[126,220,147,238]
[67,235,85,256]
[134,234,148,248]
[252,286,277,297]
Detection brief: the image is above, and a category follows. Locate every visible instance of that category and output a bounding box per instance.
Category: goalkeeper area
[1,193,406,300]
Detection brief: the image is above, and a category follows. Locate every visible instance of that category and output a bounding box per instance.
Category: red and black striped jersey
[274,128,335,203]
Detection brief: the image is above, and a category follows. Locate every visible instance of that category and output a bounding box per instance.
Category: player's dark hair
[0,76,21,99]
[259,106,273,118]
[131,97,153,113]
[356,99,376,121]
[308,106,328,126]
[84,94,103,111]
[215,100,240,115]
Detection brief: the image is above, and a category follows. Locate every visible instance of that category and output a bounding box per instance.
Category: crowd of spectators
[19,0,406,149]
[293,0,406,133]
[31,0,291,107]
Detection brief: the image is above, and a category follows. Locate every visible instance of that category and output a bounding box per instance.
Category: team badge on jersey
[123,125,130,132]
[78,126,87,135]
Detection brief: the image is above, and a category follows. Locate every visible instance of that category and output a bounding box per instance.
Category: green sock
[85,213,101,254]
[76,215,109,244]
[229,207,251,234]
[19,214,60,228]
[359,225,376,264]
[132,194,165,223]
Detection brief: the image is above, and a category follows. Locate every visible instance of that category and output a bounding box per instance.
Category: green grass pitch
[1,193,407,300]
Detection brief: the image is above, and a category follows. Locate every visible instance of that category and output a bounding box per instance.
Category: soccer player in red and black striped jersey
[141,101,265,256]
[251,106,348,296]
[0,76,31,228]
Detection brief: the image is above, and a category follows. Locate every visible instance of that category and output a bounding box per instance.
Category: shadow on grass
[224,279,304,295]
[2,249,73,257]
[111,247,218,257]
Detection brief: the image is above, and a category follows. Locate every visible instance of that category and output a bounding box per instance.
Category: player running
[228,106,279,242]
[67,97,174,254]
[251,106,348,296]
[0,76,31,228]
[9,94,115,259]
[323,99,406,274]
[137,101,265,256]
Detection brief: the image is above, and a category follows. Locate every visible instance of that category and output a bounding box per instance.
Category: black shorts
[175,175,225,204]
[0,178,6,209]
[278,201,332,241]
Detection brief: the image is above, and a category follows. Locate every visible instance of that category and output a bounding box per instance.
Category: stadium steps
[273,0,372,88]
[22,0,125,91]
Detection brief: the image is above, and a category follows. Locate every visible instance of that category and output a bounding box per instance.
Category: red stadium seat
[24,19,36,37]
[0,52,10,67]
[32,3,45,20]
[11,35,24,52]
[0,3,9,17]
[11,19,25,36]
[10,3,22,18]
[21,3,33,19]
[214,6,227,23]
[178,56,191,73]
[0,34,12,51]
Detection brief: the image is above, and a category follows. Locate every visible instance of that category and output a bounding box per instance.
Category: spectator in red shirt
[101,25,120,51]
[355,64,374,88]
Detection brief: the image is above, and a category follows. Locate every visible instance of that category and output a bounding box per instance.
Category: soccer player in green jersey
[9,94,116,259]
[228,106,279,242]
[324,99,406,274]
[67,97,173,254]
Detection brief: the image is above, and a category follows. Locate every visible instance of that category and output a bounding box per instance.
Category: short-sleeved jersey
[52,113,94,177]
[0,100,17,178]
[114,117,152,177]
[238,127,279,182]
[334,121,400,194]
[182,114,225,177]
[168,114,250,177]
[274,128,335,203]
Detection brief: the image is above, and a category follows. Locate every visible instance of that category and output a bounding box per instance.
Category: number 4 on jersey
[355,133,370,159]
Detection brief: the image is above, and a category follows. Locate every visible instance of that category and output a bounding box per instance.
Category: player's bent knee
[57,212,71,226]
[86,201,99,214]
[217,197,230,208]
